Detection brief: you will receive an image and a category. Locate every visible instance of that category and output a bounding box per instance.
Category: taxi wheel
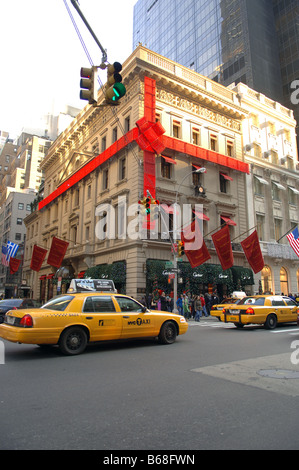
[264,314,277,330]
[59,327,88,355]
[158,321,177,344]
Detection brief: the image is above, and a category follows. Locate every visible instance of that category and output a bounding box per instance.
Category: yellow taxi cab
[220,294,297,329]
[210,298,241,321]
[0,279,188,355]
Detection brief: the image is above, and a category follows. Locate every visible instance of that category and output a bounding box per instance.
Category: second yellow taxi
[0,279,188,355]
[220,294,297,329]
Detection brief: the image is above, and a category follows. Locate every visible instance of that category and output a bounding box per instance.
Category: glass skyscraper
[133,0,298,146]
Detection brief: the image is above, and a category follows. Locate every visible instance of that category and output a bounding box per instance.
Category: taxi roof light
[67,279,117,293]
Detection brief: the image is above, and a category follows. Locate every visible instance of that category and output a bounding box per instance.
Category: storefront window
[280,267,288,295]
[261,265,272,293]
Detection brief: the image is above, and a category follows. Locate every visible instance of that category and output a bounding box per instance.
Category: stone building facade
[23,46,298,302]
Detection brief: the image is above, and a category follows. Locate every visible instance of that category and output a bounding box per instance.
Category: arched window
[261,266,272,293]
[280,267,289,295]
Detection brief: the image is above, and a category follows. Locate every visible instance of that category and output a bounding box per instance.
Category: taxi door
[114,296,155,338]
[282,297,298,322]
[82,295,122,341]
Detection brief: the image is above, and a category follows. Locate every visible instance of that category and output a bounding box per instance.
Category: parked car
[0,299,40,323]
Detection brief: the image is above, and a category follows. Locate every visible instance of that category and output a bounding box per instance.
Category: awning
[254,175,269,185]
[221,216,237,226]
[39,275,46,280]
[220,172,233,181]
[46,273,55,279]
[289,187,299,195]
[193,210,210,221]
[230,266,254,285]
[193,164,206,172]
[162,155,177,164]
[272,181,286,190]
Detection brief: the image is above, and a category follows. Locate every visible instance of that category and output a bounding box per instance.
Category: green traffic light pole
[71,0,107,66]
[72,0,125,107]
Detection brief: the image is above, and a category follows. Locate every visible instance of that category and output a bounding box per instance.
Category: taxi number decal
[99,319,116,326]
[128,318,150,326]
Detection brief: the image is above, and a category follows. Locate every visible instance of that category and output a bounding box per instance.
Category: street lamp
[172,167,206,313]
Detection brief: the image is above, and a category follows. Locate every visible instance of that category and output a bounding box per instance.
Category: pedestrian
[160,292,168,311]
[166,296,173,312]
[194,295,202,322]
[191,295,196,319]
[204,292,211,315]
[146,293,153,309]
[176,294,183,315]
[183,294,190,320]
[200,293,208,317]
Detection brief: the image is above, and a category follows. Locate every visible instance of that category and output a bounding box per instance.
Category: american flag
[1,246,9,267]
[287,226,299,258]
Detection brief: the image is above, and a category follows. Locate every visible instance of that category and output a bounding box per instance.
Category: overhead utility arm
[71,0,107,65]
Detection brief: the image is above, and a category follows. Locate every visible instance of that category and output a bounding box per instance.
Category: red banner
[9,257,21,274]
[181,220,211,268]
[212,225,234,270]
[241,230,265,274]
[47,237,69,268]
[30,245,48,272]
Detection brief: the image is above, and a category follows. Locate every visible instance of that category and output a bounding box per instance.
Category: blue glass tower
[133,0,299,145]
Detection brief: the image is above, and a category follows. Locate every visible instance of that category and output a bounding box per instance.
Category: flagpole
[276,224,297,243]
[230,226,257,243]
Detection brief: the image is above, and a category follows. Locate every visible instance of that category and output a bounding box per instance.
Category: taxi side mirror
[141,306,147,313]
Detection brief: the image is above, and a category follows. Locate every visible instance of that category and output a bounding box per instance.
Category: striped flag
[287,226,299,258]
[1,246,9,267]
[6,241,19,262]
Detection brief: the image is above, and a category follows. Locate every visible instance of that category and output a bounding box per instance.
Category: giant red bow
[136,116,166,154]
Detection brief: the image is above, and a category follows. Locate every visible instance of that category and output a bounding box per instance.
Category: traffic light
[145,197,151,214]
[80,66,98,105]
[138,197,148,215]
[105,62,126,103]
[177,241,185,257]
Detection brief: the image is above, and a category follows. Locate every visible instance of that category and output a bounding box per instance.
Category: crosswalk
[188,319,234,328]
[188,319,299,334]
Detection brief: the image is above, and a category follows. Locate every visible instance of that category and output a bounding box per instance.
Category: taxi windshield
[41,295,74,311]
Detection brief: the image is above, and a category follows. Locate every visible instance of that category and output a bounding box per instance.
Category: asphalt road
[1,318,299,451]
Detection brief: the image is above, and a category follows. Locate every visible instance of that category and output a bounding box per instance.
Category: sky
[0,0,138,138]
